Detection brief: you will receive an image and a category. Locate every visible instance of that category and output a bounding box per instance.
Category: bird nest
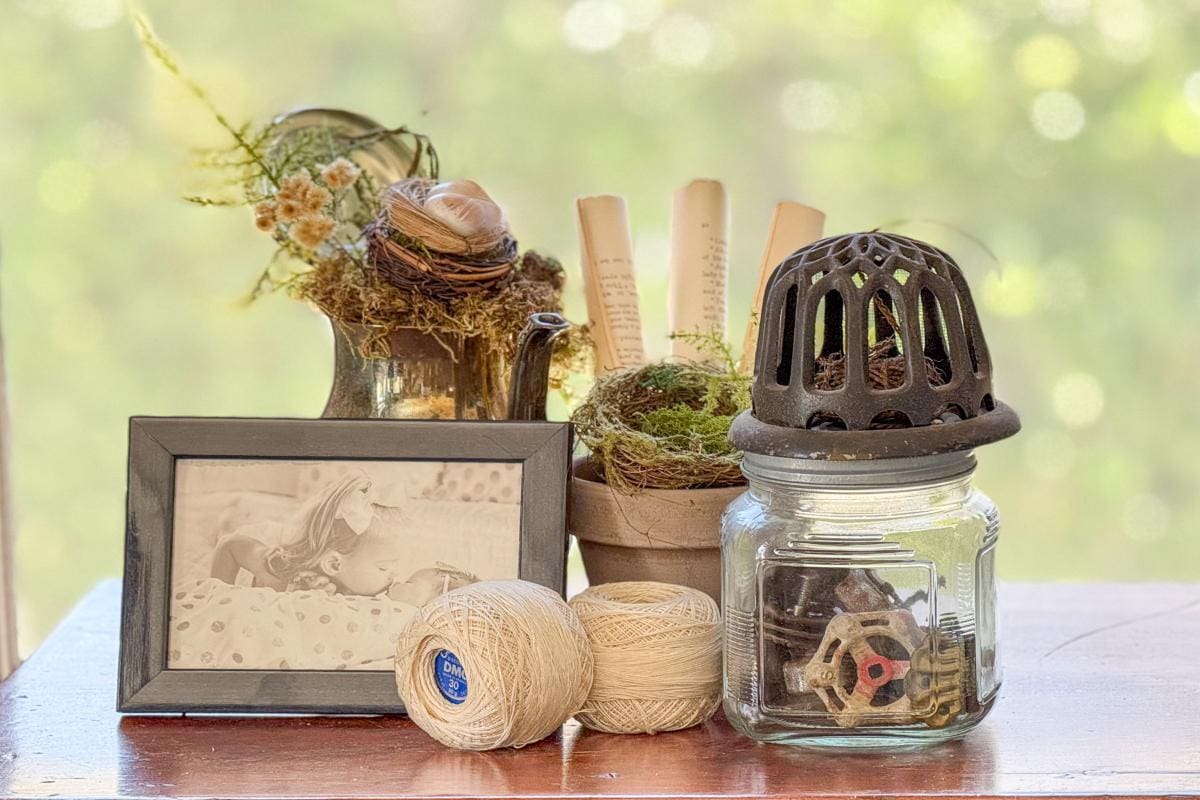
[572,359,751,492]
[364,178,518,299]
[808,332,948,430]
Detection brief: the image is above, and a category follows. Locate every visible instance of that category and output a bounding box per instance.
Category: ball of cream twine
[569,581,722,734]
[395,579,593,751]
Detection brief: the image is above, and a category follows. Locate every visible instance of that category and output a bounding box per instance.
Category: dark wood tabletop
[1,580,1198,800]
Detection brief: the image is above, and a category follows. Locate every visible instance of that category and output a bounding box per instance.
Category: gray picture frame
[117,416,572,715]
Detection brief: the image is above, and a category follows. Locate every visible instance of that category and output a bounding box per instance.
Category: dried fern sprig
[134,14,282,189]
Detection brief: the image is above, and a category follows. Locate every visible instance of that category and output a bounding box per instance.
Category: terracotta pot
[569,459,745,601]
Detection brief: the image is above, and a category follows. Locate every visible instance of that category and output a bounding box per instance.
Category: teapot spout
[507,312,571,421]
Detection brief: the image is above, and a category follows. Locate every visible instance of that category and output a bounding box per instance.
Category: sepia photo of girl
[166,458,522,672]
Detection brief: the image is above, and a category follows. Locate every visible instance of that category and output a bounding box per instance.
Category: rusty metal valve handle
[803,610,924,728]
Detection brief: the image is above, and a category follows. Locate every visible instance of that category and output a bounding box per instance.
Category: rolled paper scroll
[667,179,729,362]
[739,201,826,374]
[576,194,647,375]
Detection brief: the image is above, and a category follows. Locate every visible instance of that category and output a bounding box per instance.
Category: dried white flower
[253,201,277,232]
[320,157,361,190]
[276,170,316,221]
[288,213,336,250]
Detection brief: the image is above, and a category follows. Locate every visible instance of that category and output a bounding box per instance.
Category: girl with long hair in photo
[211,473,474,601]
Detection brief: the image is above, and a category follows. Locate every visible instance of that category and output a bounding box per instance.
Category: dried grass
[290,249,580,366]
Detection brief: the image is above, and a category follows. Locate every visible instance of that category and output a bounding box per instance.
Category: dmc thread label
[434,649,468,704]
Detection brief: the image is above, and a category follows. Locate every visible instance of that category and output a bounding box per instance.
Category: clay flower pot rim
[571,457,747,496]
[570,457,735,596]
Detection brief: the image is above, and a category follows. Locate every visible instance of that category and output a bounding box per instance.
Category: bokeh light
[1051,372,1105,429]
[1013,34,1080,89]
[1095,0,1152,63]
[61,0,122,29]
[914,4,986,83]
[1161,100,1200,155]
[1039,0,1091,26]
[778,80,839,132]
[1030,90,1087,140]
[562,0,626,52]
[1185,71,1200,114]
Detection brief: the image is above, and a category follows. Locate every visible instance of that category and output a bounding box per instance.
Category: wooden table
[1,581,1198,800]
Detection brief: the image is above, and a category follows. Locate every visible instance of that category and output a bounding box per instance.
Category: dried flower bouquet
[134,15,586,390]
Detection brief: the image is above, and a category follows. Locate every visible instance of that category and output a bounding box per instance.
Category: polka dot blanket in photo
[168,577,416,671]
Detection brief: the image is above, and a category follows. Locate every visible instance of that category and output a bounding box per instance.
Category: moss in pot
[569,346,750,600]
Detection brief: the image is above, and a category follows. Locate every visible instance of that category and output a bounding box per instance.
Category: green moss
[637,404,737,456]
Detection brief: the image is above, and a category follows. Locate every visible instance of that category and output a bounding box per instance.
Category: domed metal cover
[732,231,1018,459]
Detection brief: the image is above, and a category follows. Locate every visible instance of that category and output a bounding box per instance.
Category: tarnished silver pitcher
[321,312,569,421]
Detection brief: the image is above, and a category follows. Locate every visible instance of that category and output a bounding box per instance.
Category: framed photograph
[118,417,571,714]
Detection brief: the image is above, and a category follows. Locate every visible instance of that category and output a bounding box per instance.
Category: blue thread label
[434,649,467,704]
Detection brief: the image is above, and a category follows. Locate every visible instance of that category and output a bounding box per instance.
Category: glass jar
[721,451,1000,748]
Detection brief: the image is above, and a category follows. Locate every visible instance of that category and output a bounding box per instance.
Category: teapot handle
[507,312,571,421]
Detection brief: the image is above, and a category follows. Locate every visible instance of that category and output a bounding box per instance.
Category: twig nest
[571,360,749,491]
[569,581,722,734]
[395,580,593,751]
[367,177,518,298]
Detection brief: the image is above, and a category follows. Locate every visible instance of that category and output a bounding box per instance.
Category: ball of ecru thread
[395,579,593,751]
[569,581,722,734]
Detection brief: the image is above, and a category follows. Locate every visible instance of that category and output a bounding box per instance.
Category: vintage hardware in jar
[723,232,1019,747]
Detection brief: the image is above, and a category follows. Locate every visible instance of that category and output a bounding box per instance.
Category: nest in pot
[572,356,751,492]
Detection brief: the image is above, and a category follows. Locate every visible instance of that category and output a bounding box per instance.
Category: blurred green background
[2,0,1197,653]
